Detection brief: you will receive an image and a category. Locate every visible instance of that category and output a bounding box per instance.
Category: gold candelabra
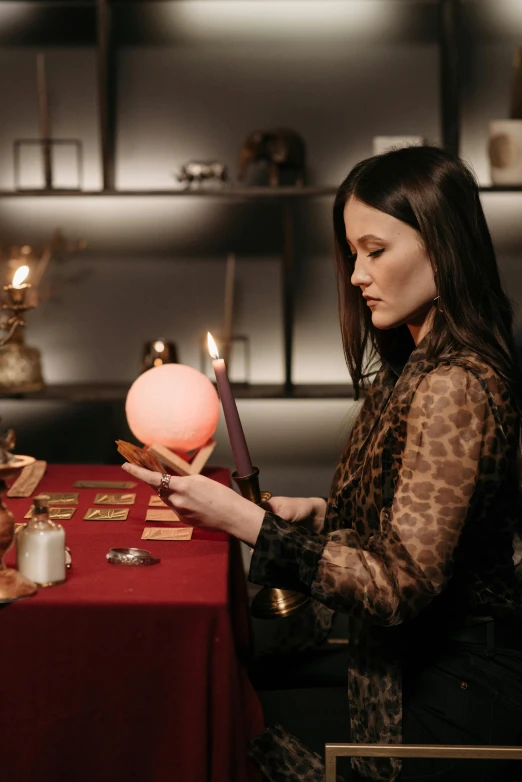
[233,467,311,619]
[0,264,44,394]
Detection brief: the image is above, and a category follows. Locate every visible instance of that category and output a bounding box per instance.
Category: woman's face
[343,197,437,341]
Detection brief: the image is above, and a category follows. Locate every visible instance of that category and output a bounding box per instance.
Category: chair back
[324,743,522,782]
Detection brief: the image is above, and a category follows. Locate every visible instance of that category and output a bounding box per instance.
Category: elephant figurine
[237,128,306,186]
[176,160,228,186]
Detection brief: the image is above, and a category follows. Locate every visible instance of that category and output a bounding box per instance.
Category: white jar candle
[16,495,66,587]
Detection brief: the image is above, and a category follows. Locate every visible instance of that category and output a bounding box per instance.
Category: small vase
[488,119,522,185]
[0,455,38,601]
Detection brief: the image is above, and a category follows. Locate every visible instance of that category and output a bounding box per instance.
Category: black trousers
[253,618,522,782]
[397,620,522,782]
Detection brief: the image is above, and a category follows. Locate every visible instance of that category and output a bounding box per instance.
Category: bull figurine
[238,128,306,186]
[176,160,228,187]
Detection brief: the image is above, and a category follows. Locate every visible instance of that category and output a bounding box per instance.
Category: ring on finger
[157,472,171,500]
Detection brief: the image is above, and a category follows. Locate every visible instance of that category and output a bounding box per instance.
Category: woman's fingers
[121,462,163,488]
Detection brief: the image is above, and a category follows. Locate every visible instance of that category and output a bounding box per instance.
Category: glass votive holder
[141,339,179,373]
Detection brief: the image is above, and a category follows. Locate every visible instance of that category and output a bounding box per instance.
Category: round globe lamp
[125,364,220,475]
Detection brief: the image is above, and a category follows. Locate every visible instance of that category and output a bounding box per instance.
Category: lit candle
[12,265,30,288]
[6,265,30,305]
[207,332,253,477]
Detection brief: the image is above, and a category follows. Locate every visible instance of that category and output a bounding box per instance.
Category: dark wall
[0,1,444,386]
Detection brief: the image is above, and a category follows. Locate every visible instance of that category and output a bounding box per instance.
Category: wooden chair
[324,743,522,782]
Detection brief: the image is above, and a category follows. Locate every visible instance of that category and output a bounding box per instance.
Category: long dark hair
[333,145,522,413]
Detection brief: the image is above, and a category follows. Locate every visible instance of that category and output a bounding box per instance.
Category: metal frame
[6,0,465,392]
[325,743,522,782]
[97,0,117,191]
[438,0,461,153]
[13,138,83,191]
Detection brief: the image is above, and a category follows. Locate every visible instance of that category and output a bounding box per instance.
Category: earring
[432,266,443,311]
[433,295,443,313]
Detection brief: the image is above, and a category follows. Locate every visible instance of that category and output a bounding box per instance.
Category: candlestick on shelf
[207,331,253,478]
[2,265,32,338]
[36,52,52,189]
[0,265,45,393]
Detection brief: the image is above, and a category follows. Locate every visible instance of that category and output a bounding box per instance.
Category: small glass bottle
[16,494,66,586]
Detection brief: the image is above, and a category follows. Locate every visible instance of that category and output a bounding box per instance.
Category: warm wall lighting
[477,0,522,38]
[0,4,32,39]
[165,1,397,42]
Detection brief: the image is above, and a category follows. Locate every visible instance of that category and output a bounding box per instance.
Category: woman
[122,146,522,781]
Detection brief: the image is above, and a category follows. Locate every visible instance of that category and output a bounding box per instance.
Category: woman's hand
[263,496,326,534]
[121,463,265,547]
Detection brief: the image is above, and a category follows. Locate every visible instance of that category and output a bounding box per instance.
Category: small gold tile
[142,527,193,541]
[84,508,129,521]
[74,480,137,489]
[149,495,167,507]
[39,493,79,505]
[24,507,76,520]
[145,508,180,522]
[93,493,136,505]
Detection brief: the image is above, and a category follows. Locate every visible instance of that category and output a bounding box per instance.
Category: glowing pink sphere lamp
[126,364,219,453]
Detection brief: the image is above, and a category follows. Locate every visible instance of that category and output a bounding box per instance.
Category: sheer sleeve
[249,365,497,626]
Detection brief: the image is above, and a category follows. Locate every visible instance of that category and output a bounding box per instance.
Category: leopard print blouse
[248,340,522,781]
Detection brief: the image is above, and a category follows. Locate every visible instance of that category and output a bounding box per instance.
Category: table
[1,464,264,782]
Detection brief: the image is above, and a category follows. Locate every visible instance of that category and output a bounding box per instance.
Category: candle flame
[12,265,29,287]
[153,340,165,353]
[207,332,220,360]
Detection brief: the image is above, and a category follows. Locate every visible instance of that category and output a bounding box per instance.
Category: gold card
[94,493,136,506]
[142,527,193,541]
[84,508,129,521]
[24,507,76,520]
[40,493,79,505]
[8,460,47,498]
[149,495,168,507]
[74,480,137,489]
[145,508,180,522]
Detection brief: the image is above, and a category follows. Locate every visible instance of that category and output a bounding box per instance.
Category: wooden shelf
[478,186,522,193]
[3,186,522,198]
[0,382,356,402]
[0,186,337,199]
[2,186,522,197]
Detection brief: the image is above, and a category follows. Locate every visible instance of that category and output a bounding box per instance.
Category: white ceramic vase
[488,119,522,185]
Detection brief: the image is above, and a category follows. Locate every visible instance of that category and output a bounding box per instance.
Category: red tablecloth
[1,464,264,782]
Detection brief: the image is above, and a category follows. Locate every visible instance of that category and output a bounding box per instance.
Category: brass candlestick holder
[141,338,179,373]
[233,466,311,619]
[0,266,44,394]
[0,454,38,601]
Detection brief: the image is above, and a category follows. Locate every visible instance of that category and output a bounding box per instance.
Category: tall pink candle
[208,333,253,477]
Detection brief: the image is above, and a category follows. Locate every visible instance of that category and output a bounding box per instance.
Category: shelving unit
[0,0,517,401]
[0,185,519,198]
[12,381,355,402]
[0,186,338,198]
